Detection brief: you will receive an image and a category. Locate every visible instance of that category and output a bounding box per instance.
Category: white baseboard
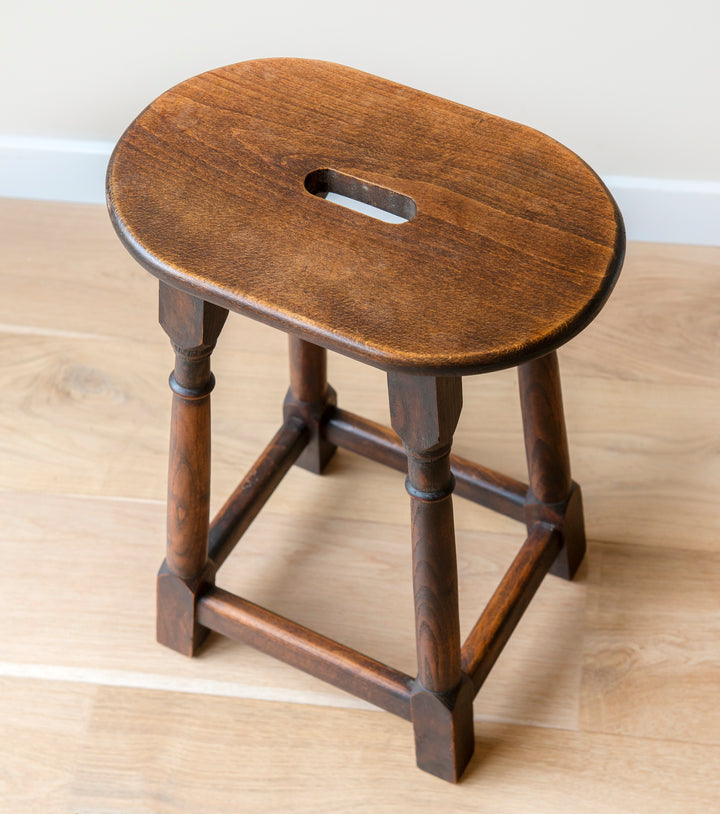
[1,136,718,246]
[0,136,115,205]
[603,175,720,247]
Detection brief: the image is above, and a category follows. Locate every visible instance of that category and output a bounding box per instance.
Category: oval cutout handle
[305,169,417,224]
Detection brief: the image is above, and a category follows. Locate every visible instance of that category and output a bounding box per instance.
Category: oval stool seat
[107,58,624,374]
[106,58,625,783]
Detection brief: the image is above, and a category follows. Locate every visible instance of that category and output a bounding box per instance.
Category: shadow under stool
[106,58,625,782]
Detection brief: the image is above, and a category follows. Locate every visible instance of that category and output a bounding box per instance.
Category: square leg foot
[283,385,338,475]
[294,432,337,475]
[156,560,214,657]
[410,675,475,783]
[525,481,586,580]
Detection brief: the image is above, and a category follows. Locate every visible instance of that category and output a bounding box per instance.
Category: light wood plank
[0,489,585,730]
[581,541,720,746]
[2,200,717,549]
[0,327,717,548]
[4,679,715,814]
[0,678,96,811]
[561,241,720,388]
[3,201,716,386]
[0,198,288,354]
[1,199,718,807]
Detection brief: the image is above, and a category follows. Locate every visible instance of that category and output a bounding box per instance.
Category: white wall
[2,0,719,243]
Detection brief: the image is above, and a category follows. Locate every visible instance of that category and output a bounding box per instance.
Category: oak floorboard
[0,678,96,811]
[71,685,719,814]
[0,489,584,730]
[0,198,718,807]
[4,678,718,814]
[3,200,717,386]
[2,200,717,547]
[0,198,288,354]
[0,329,716,548]
[581,541,720,746]
[560,240,720,388]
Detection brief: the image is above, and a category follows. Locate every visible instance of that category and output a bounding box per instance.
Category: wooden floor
[0,198,718,812]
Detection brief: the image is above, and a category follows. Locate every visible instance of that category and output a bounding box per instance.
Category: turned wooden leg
[388,371,474,783]
[283,336,337,474]
[156,282,228,656]
[518,351,586,579]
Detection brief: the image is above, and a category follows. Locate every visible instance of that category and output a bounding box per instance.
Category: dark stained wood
[304,167,418,221]
[197,586,413,720]
[526,482,586,580]
[408,489,461,692]
[208,417,309,568]
[283,336,337,473]
[518,351,586,579]
[325,407,408,469]
[107,58,625,376]
[157,282,226,655]
[388,373,463,458]
[106,59,623,783]
[324,407,527,520]
[156,560,216,658]
[165,381,212,579]
[518,351,572,504]
[388,372,463,692]
[160,282,226,579]
[409,675,475,784]
[288,336,327,403]
[452,457,526,522]
[387,372,474,781]
[159,280,229,355]
[461,524,562,695]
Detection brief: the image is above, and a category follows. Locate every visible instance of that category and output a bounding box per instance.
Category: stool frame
[156,280,585,783]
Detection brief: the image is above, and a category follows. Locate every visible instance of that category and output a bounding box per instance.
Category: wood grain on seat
[107,57,624,374]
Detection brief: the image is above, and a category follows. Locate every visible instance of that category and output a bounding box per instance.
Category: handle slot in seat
[305,168,417,224]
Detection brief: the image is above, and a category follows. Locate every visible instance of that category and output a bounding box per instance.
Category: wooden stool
[106,58,624,782]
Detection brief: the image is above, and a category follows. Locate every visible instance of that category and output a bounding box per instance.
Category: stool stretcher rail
[208,417,309,568]
[461,523,562,695]
[324,408,528,521]
[197,586,414,720]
